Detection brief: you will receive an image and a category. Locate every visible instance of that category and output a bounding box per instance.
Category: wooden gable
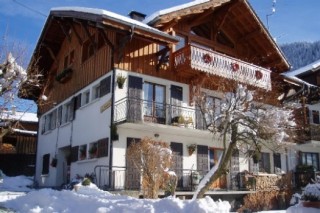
[147,0,290,73]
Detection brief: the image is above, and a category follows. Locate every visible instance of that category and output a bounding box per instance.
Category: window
[312,110,320,124]
[88,142,98,159]
[259,152,271,173]
[49,110,57,130]
[42,110,57,133]
[61,101,74,124]
[63,55,69,69]
[209,148,223,169]
[42,154,50,175]
[64,50,75,68]
[92,84,101,100]
[273,153,282,173]
[205,96,221,127]
[300,152,319,170]
[143,82,166,123]
[98,138,109,157]
[82,90,90,106]
[79,145,87,160]
[44,115,50,132]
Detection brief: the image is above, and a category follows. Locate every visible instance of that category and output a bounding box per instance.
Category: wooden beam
[159,18,179,31]
[212,0,239,41]
[82,22,96,48]
[189,7,214,27]
[57,19,71,42]
[98,28,114,50]
[237,28,263,43]
[41,43,56,61]
[70,20,83,45]
[156,46,170,71]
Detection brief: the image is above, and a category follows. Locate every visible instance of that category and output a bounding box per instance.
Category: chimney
[128,11,146,21]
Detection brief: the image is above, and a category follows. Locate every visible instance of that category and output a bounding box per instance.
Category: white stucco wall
[36,73,113,187]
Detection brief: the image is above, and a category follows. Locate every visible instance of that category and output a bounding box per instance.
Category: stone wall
[244,172,292,191]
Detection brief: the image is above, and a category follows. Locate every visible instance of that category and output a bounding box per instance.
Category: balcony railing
[94,165,231,191]
[173,44,272,90]
[114,97,212,130]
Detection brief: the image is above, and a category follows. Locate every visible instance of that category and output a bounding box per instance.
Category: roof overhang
[21,7,179,101]
[145,0,290,72]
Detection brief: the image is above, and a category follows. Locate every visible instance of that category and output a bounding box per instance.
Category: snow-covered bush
[127,137,172,199]
[301,182,320,202]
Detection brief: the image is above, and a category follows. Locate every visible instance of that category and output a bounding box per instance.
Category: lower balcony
[114,97,211,130]
[173,44,272,90]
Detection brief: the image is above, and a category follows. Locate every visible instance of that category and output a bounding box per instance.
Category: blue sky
[1,0,319,52]
[0,0,319,112]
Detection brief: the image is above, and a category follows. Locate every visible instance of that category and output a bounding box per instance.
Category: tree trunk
[195,141,237,198]
[196,124,238,198]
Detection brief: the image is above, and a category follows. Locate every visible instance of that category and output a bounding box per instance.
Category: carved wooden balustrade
[173,44,272,90]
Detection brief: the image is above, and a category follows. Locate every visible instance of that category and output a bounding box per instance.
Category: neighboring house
[282,60,320,187]
[21,0,292,191]
[0,109,38,176]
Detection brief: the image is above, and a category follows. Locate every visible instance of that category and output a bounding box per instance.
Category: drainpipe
[102,31,115,188]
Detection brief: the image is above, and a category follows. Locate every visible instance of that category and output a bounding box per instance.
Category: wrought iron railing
[93,166,232,191]
[173,44,272,90]
[114,97,210,130]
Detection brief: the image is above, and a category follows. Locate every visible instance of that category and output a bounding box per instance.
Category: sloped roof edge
[283,58,320,77]
[144,0,290,71]
[143,0,211,25]
[51,7,178,43]
[244,0,290,71]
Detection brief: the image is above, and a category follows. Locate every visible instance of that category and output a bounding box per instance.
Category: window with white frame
[300,152,319,170]
[205,95,221,127]
[49,110,57,130]
[42,110,57,133]
[81,90,90,106]
[92,84,100,101]
[61,101,74,124]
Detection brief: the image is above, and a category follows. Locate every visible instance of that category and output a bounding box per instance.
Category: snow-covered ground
[1,174,319,213]
[0,175,230,213]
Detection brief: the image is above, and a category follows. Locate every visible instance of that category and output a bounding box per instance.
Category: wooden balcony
[173,44,272,90]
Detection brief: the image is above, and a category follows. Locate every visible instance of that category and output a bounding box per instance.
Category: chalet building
[282,60,320,188]
[22,0,293,192]
[0,109,38,176]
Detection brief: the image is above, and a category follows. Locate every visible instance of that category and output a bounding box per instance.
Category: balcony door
[143,82,166,124]
[128,76,143,122]
[170,85,183,120]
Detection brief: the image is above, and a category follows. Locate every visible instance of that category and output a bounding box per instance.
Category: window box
[56,68,73,83]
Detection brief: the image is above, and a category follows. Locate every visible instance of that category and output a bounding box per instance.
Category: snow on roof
[143,0,210,24]
[12,128,37,135]
[284,58,320,77]
[51,7,177,42]
[0,111,38,123]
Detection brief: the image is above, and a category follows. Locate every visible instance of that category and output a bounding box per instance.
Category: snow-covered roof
[12,128,37,135]
[0,111,38,123]
[284,58,320,77]
[51,7,178,42]
[143,0,210,24]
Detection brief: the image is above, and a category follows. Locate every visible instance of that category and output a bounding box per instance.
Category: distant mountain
[280,41,320,70]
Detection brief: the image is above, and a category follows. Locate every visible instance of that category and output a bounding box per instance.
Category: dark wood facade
[0,119,37,176]
[23,0,289,115]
